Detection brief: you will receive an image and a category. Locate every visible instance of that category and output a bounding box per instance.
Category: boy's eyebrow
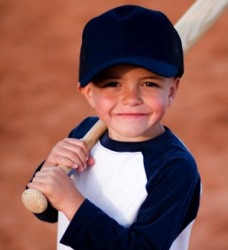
[140,75,164,80]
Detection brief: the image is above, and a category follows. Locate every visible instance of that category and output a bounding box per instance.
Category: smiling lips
[115,113,148,118]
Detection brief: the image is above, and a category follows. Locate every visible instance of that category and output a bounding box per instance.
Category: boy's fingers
[55,153,85,170]
[62,138,88,153]
[76,157,95,172]
[46,138,89,169]
[61,139,88,158]
[29,167,68,190]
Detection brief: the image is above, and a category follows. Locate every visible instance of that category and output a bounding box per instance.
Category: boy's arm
[60,158,201,249]
[27,137,89,222]
[27,117,100,222]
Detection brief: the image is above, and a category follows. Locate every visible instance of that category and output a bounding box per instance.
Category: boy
[27,5,201,250]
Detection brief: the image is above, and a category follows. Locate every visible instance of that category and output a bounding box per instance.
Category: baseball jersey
[35,116,201,250]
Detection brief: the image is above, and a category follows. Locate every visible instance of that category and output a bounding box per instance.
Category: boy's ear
[168,78,180,107]
[77,82,95,108]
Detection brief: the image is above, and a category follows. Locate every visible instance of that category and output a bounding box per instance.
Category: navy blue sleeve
[60,157,201,249]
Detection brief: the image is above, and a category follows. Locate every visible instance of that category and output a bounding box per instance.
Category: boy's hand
[27,138,95,219]
[43,138,95,172]
[27,166,85,220]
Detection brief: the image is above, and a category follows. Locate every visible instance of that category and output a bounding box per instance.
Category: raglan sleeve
[60,157,201,249]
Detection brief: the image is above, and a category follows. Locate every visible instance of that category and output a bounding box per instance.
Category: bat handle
[22,119,107,214]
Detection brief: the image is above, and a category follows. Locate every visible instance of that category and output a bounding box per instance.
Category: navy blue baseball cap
[79,5,184,87]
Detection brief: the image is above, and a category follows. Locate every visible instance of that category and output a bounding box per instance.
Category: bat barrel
[175,0,228,52]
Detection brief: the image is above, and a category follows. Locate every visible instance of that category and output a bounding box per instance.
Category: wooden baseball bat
[22,0,228,214]
[175,0,227,52]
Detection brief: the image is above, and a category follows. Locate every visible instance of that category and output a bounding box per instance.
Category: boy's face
[79,64,179,142]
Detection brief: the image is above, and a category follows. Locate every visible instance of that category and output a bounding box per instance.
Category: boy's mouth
[115,113,147,118]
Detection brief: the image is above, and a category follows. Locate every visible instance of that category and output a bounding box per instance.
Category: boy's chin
[108,128,153,142]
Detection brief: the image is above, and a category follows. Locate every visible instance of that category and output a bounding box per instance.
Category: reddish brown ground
[0,1,227,249]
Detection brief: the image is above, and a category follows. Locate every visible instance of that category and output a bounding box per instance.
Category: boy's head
[79,5,183,87]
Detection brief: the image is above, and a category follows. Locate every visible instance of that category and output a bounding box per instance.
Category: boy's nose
[121,87,143,106]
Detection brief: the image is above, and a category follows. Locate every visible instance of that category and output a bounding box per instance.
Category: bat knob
[22,188,48,214]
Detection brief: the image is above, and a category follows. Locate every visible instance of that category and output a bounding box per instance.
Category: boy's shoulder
[160,127,197,167]
[142,127,199,178]
[68,116,99,139]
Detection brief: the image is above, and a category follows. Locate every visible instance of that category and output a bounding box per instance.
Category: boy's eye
[102,81,120,88]
[141,82,159,87]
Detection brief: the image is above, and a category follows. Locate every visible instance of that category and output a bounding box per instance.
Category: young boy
[27,5,201,250]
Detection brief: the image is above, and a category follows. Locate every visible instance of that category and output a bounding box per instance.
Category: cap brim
[80,56,178,87]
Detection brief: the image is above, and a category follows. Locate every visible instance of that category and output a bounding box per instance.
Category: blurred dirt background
[0,0,227,249]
